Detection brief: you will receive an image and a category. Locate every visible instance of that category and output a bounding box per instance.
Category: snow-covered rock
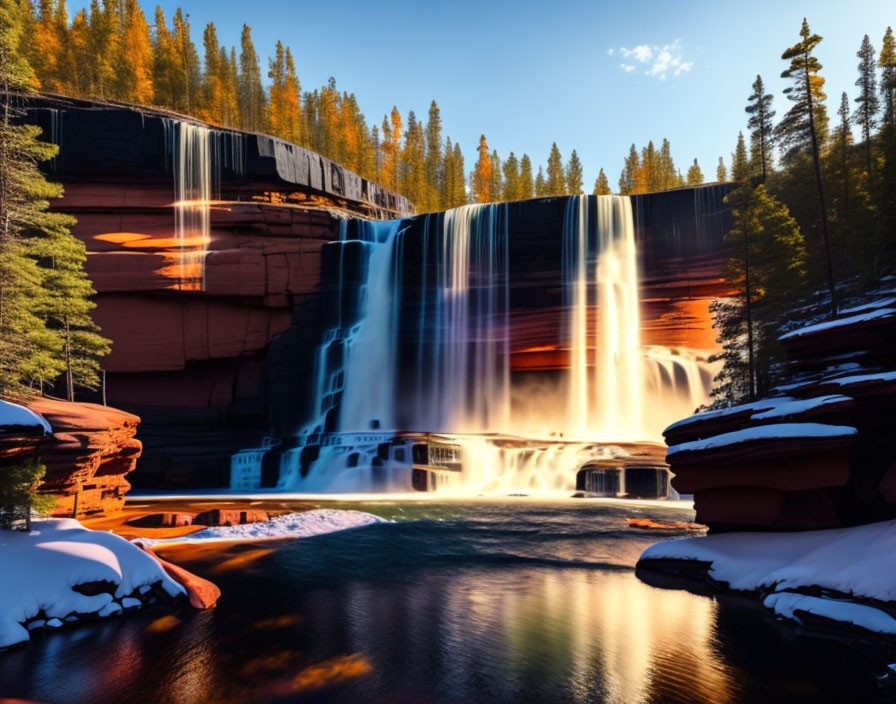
[0,400,51,433]
[139,508,386,545]
[667,422,857,458]
[0,518,184,649]
[638,520,896,635]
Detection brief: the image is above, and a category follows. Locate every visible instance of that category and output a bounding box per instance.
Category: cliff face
[27,96,734,489]
[26,397,141,518]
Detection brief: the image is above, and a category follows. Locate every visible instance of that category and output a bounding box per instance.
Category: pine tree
[0,0,110,397]
[717,156,727,182]
[686,158,704,185]
[171,9,200,114]
[546,142,565,196]
[833,91,857,271]
[281,47,301,144]
[450,141,465,207]
[882,27,896,128]
[855,34,879,174]
[592,168,611,195]
[534,166,546,197]
[618,144,638,194]
[880,27,896,261]
[658,138,676,189]
[423,100,442,212]
[472,135,492,203]
[565,149,583,195]
[779,18,835,315]
[518,153,534,200]
[641,140,661,192]
[715,183,808,401]
[489,149,502,202]
[114,0,152,104]
[746,75,775,180]
[732,132,749,180]
[238,24,266,132]
[401,110,425,207]
[502,151,520,201]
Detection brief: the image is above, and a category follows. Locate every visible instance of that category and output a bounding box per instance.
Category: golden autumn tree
[29,0,65,92]
[472,134,492,203]
[115,0,153,104]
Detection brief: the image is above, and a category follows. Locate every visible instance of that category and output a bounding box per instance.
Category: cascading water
[411,204,511,432]
[563,196,643,439]
[172,122,212,290]
[257,195,715,494]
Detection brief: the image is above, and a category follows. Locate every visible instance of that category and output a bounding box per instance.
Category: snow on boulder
[779,307,896,342]
[0,518,184,649]
[0,400,51,434]
[140,508,387,545]
[638,520,896,635]
[666,423,857,459]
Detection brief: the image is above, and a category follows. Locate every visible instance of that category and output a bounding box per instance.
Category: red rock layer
[27,397,142,518]
[665,302,896,532]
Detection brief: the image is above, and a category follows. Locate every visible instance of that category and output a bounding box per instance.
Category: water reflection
[0,501,882,703]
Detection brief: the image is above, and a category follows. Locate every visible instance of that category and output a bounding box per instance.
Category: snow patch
[665,395,852,433]
[140,508,387,545]
[0,400,51,433]
[0,519,184,649]
[779,307,896,341]
[749,395,852,420]
[764,592,896,635]
[666,423,857,457]
[640,520,896,634]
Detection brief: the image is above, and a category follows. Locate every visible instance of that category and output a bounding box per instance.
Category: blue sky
[91,0,895,187]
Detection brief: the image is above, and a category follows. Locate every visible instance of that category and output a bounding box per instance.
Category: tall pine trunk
[804,53,838,317]
[744,230,756,401]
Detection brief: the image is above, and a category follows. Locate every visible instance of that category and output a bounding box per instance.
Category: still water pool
[0,500,884,703]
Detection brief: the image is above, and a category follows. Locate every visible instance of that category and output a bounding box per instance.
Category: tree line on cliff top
[12,0,712,210]
[711,20,896,406]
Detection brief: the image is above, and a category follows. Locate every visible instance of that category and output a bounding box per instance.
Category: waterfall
[562,196,643,439]
[264,195,715,494]
[338,219,403,431]
[172,122,212,290]
[412,204,511,432]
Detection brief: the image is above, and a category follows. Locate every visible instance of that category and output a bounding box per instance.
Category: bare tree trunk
[64,315,74,402]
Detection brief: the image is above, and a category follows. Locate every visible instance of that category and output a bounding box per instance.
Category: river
[0,500,883,703]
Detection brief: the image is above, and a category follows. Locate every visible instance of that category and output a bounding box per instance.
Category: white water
[272,195,714,493]
[563,196,643,439]
[413,205,511,432]
[338,219,403,431]
[172,122,212,289]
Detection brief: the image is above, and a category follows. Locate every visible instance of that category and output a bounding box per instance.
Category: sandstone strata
[27,397,141,518]
[664,297,896,531]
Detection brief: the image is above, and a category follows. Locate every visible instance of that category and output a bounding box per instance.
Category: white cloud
[615,39,693,80]
[606,48,614,56]
[621,45,653,63]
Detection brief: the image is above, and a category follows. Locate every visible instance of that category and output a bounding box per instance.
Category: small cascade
[172,122,212,290]
[338,219,403,431]
[162,120,245,291]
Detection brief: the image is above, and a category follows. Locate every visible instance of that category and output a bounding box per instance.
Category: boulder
[126,513,194,528]
[26,397,142,518]
[192,508,269,526]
